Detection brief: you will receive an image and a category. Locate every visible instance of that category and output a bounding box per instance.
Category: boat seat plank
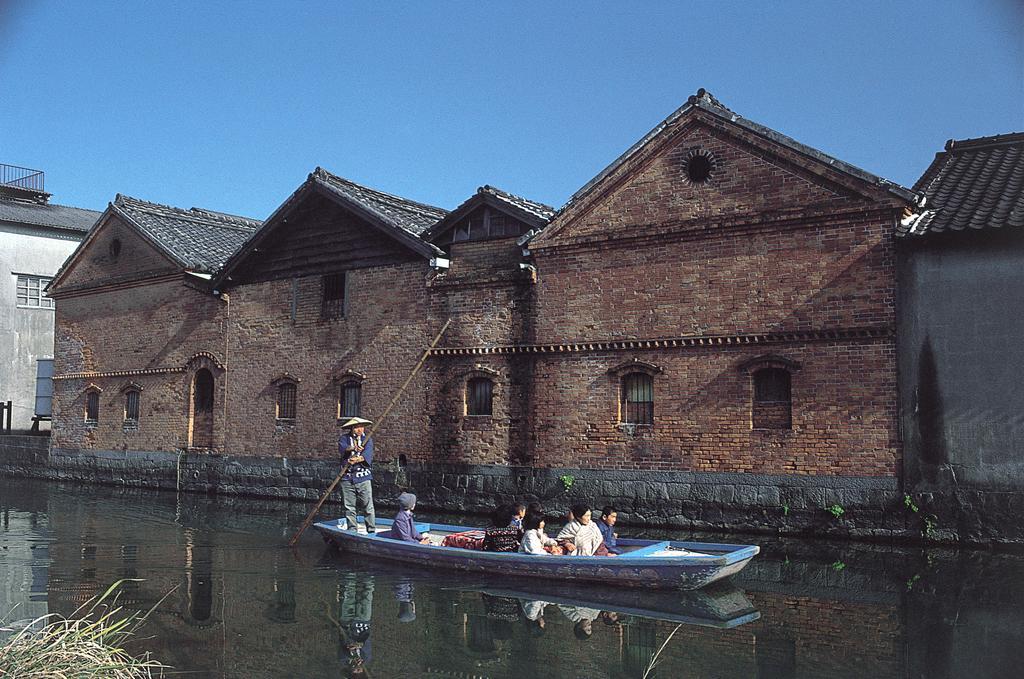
[622,541,672,557]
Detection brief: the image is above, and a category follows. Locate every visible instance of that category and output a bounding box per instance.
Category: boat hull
[314,518,758,590]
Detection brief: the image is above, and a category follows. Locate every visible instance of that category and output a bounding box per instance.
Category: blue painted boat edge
[316,523,738,567]
[313,519,759,570]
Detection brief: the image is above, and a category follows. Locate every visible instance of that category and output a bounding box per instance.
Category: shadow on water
[1,477,1023,678]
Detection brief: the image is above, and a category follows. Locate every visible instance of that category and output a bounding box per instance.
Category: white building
[0,164,99,431]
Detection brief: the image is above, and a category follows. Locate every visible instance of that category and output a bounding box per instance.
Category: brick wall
[52,260,437,463]
[43,102,909,524]
[524,116,902,478]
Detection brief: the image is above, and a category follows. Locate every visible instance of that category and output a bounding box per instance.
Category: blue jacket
[381,510,422,543]
[597,520,621,554]
[339,433,373,484]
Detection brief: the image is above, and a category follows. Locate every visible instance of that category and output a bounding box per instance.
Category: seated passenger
[597,505,622,555]
[556,504,610,556]
[510,503,527,530]
[519,512,559,555]
[379,492,430,544]
[483,504,523,552]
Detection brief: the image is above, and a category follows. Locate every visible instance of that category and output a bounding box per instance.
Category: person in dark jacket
[339,417,375,533]
[483,504,523,552]
[597,505,622,555]
[380,492,430,544]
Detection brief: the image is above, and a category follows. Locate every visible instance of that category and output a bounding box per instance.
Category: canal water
[1,477,1022,678]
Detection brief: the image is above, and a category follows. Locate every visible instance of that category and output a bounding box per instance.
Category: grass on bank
[0,580,169,678]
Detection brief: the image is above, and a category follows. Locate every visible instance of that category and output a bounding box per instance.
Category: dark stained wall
[898,228,1024,491]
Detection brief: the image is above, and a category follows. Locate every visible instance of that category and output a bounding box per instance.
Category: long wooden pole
[289,318,452,546]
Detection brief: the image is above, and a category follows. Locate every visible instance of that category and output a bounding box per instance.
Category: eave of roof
[0,198,101,233]
[214,169,447,288]
[423,185,555,242]
[111,194,261,273]
[49,194,261,293]
[557,89,920,222]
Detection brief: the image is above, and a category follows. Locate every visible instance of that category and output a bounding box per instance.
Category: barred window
[466,378,493,416]
[16,275,54,309]
[339,382,361,419]
[321,272,346,319]
[85,392,99,423]
[124,390,140,424]
[622,373,654,425]
[753,368,792,429]
[277,383,297,420]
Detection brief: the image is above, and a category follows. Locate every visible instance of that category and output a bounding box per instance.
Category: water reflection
[0,477,1022,678]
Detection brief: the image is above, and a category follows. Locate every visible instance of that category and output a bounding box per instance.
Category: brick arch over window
[270,373,300,421]
[738,355,801,430]
[184,353,224,450]
[185,352,225,373]
[457,365,501,417]
[333,370,366,420]
[82,383,102,424]
[119,381,143,426]
[608,358,662,426]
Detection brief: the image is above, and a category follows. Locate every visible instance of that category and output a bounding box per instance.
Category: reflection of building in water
[622,619,658,677]
[0,508,50,625]
[184,533,215,626]
[266,551,297,624]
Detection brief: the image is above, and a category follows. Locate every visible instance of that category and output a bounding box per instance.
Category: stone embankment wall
[3,437,1020,547]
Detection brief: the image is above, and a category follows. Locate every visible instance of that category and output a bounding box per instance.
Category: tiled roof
[112,194,261,273]
[478,185,556,222]
[0,198,100,232]
[900,132,1024,237]
[313,167,448,236]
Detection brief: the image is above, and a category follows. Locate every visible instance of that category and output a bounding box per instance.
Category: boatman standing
[339,417,375,533]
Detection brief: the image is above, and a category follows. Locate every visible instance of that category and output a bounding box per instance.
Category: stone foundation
[1,438,1020,547]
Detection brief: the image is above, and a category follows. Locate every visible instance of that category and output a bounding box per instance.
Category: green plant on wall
[923,513,938,539]
[904,494,938,539]
[559,474,575,492]
[781,502,790,516]
[830,560,846,571]
[826,504,845,519]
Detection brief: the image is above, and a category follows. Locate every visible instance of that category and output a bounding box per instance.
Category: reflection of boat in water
[457,579,759,629]
[314,518,759,590]
[320,548,761,629]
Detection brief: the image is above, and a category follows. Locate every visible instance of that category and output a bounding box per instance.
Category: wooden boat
[314,517,759,590]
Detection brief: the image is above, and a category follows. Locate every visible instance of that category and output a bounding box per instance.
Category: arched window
[124,389,140,425]
[466,378,493,416]
[85,391,99,423]
[338,381,361,419]
[622,373,654,425]
[753,368,792,430]
[276,382,297,421]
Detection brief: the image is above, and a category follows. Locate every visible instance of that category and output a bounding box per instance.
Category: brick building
[44,91,926,534]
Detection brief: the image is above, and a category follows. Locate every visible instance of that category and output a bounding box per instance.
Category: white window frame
[15,274,55,309]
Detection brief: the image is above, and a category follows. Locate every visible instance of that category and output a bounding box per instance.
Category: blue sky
[1,1,1021,217]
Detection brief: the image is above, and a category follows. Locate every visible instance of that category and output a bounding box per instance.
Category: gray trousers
[341,480,375,532]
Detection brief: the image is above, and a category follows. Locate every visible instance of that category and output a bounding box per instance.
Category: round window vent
[684,150,716,185]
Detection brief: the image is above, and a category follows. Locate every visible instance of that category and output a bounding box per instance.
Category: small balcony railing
[0,163,45,192]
